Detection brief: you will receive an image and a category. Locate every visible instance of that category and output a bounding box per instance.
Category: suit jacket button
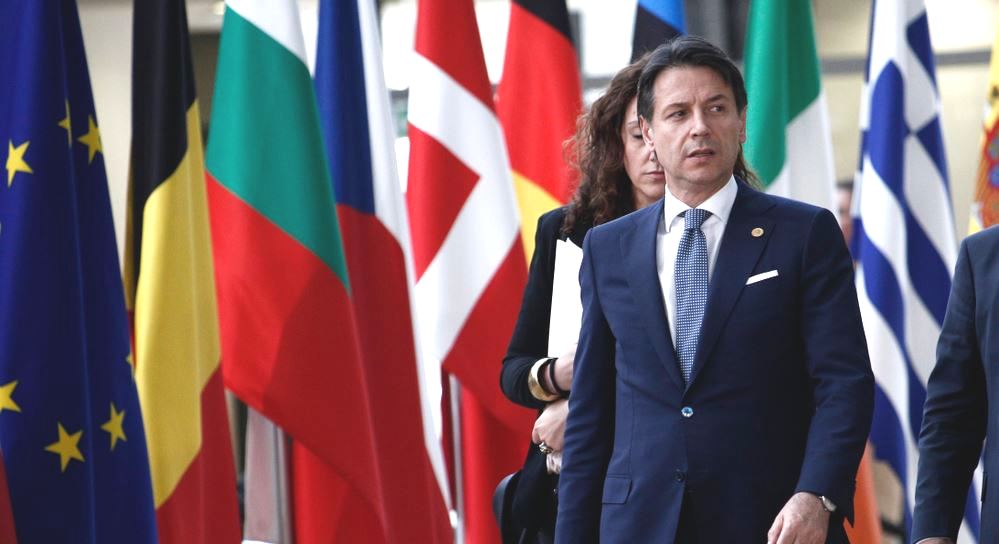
[681,406,694,418]
[674,470,686,482]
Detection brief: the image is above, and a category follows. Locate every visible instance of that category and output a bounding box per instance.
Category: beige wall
[79,3,132,263]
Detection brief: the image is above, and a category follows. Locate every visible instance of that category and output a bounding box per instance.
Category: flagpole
[449,375,466,544]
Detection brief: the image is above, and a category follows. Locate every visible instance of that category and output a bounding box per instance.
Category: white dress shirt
[656,176,738,346]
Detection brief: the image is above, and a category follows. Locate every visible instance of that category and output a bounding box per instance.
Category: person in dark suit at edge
[498,56,665,542]
[911,225,999,544]
[555,36,875,543]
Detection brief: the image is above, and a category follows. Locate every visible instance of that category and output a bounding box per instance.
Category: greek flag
[853,0,981,541]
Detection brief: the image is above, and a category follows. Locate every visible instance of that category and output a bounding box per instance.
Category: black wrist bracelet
[547,357,568,398]
[537,358,557,396]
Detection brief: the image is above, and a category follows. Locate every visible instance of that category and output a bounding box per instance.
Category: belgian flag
[496,0,582,258]
[125,1,241,542]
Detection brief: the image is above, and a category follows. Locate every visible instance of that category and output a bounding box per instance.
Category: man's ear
[640,117,654,146]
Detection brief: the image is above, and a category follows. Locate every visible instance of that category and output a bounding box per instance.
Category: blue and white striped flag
[853,0,981,541]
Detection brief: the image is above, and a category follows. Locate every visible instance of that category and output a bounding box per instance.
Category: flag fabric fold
[854,0,979,540]
[0,452,13,543]
[970,29,999,233]
[408,0,534,541]
[311,0,453,541]
[0,1,157,541]
[744,0,835,210]
[205,0,384,540]
[496,0,582,259]
[126,1,241,541]
[631,0,686,61]
[744,4,877,538]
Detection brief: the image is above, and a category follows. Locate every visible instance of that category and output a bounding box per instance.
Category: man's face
[640,65,746,196]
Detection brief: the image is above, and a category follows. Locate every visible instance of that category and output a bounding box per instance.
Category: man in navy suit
[911,225,999,544]
[555,36,874,543]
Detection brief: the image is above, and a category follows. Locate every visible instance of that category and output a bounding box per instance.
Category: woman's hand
[531,398,569,451]
[547,345,576,393]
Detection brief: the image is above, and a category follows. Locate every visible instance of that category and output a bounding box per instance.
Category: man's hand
[531,398,569,451]
[767,492,829,544]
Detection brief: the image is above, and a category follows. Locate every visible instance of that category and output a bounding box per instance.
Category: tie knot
[683,208,711,230]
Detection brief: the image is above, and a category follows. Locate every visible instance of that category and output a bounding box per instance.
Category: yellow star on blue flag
[5,140,32,187]
[0,1,156,542]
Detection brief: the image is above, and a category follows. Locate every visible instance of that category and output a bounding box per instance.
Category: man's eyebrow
[660,99,690,111]
[659,92,732,112]
[705,93,731,103]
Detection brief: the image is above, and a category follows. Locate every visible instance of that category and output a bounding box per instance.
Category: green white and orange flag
[970,28,999,233]
[125,0,241,541]
[744,0,836,210]
[205,0,386,539]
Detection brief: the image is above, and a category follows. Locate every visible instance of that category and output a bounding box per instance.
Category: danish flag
[407,0,535,541]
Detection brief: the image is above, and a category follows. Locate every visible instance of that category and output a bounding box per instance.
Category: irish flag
[743,0,836,210]
[205,0,383,537]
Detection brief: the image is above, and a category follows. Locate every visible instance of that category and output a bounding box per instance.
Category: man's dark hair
[636,35,747,121]
[636,36,760,187]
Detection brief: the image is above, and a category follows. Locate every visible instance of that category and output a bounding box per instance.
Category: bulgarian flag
[205,0,384,538]
[744,0,836,210]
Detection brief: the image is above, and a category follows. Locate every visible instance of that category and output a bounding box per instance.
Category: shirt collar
[663,175,738,233]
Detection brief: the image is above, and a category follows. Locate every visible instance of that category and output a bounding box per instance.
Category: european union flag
[0,1,158,542]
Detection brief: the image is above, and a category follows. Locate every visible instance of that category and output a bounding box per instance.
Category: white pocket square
[746,270,779,285]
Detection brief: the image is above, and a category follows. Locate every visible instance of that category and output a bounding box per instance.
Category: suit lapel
[621,200,684,392]
[687,184,775,390]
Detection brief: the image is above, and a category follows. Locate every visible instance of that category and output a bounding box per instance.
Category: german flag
[125,1,241,542]
[496,0,582,258]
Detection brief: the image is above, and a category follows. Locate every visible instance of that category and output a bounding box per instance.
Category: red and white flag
[407,0,535,541]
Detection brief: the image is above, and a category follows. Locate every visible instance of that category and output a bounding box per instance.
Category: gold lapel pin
[751,227,764,238]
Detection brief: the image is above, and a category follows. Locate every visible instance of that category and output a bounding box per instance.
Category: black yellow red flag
[496,0,582,258]
[126,1,241,541]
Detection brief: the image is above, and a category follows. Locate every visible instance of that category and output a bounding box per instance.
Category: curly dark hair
[562,57,648,235]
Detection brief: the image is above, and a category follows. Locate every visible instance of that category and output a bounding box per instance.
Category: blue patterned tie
[674,208,710,384]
